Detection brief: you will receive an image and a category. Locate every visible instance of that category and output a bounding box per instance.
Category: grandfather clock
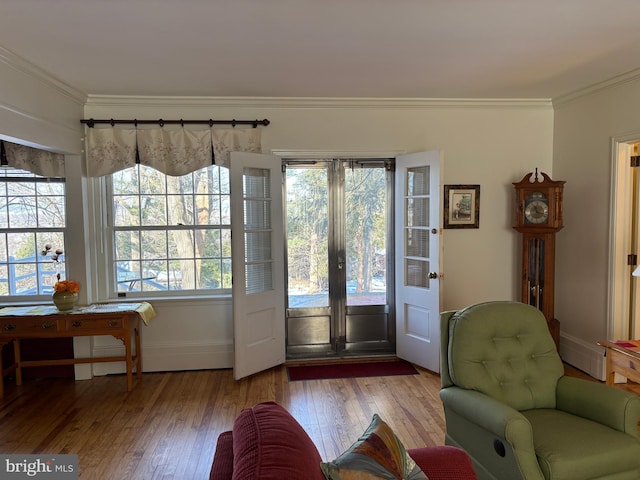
[513,169,565,348]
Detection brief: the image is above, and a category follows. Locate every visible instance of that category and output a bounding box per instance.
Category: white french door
[230,152,285,380]
[395,151,441,372]
[230,150,440,378]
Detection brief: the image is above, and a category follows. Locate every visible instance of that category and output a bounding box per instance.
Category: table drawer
[64,317,124,332]
[0,318,60,334]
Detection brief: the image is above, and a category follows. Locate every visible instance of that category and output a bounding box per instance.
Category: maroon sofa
[210,402,477,480]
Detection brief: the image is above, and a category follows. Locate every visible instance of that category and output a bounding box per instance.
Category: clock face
[524,198,549,224]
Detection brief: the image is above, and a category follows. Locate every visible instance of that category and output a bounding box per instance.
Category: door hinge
[631,156,640,167]
[628,254,638,266]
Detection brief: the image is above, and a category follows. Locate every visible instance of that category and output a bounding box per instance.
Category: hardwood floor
[0,363,635,479]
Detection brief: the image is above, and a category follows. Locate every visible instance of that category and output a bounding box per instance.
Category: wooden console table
[597,339,640,386]
[0,302,156,398]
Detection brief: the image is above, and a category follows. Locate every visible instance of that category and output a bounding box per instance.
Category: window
[109,164,232,295]
[0,168,66,297]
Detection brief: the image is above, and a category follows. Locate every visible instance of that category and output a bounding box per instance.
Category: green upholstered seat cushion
[522,409,640,480]
[320,414,428,480]
[447,301,564,411]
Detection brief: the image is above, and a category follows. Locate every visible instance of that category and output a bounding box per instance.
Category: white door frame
[608,134,640,341]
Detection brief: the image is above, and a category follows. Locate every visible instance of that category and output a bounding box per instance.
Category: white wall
[553,73,640,377]
[84,96,554,370]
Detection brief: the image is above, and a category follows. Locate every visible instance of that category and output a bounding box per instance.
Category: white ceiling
[2,0,640,99]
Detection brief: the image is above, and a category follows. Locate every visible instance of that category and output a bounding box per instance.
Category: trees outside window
[110,164,231,294]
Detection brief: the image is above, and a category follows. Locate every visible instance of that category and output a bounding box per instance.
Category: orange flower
[53,280,80,294]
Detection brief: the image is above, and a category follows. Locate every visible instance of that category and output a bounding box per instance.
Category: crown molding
[553,67,640,107]
[84,95,552,110]
[0,46,87,105]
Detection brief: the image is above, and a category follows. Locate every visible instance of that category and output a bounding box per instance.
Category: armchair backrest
[441,301,564,411]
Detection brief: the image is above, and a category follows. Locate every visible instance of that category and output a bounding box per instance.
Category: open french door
[395,151,441,372]
[230,152,285,380]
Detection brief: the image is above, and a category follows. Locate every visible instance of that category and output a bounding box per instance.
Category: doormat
[287,360,419,381]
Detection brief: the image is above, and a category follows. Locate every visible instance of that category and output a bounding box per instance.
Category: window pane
[0,169,66,297]
[37,195,66,227]
[141,195,167,226]
[286,167,329,308]
[168,194,193,225]
[139,166,166,195]
[168,230,194,258]
[110,164,231,294]
[114,196,141,227]
[200,259,222,289]
[345,166,387,306]
[142,230,167,259]
[0,196,7,228]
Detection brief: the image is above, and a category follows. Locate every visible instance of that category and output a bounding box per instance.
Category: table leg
[605,348,615,386]
[13,339,21,386]
[135,326,142,379]
[124,332,133,392]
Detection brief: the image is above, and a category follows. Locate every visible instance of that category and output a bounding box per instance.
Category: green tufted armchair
[440,301,640,480]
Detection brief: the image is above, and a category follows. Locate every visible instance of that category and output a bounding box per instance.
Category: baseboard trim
[89,341,234,376]
[559,332,606,381]
[142,342,234,372]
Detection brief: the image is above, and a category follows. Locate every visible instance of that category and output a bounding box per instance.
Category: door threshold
[285,355,401,367]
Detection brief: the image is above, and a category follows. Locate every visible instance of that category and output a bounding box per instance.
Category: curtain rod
[80,118,270,128]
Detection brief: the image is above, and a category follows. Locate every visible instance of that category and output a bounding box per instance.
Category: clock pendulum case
[513,169,565,348]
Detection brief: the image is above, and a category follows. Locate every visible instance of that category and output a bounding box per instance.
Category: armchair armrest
[441,387,543,480]
[441,387,531,442]
[556,376,640,436]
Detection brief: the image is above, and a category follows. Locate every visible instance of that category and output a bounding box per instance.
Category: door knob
[428,272,438,279]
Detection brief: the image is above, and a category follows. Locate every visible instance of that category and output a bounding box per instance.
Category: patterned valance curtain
[85,127,262,177]
[1,141,66,177]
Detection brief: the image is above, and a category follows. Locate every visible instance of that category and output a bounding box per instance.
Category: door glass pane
[407,166,429,196]
[345,166,387,306]
[405,166,430,288]
[243,167,273,294]
[406,259,428,288]
[286,167,329,308]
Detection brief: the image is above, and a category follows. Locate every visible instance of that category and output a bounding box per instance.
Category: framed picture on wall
[443,184,480,229]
